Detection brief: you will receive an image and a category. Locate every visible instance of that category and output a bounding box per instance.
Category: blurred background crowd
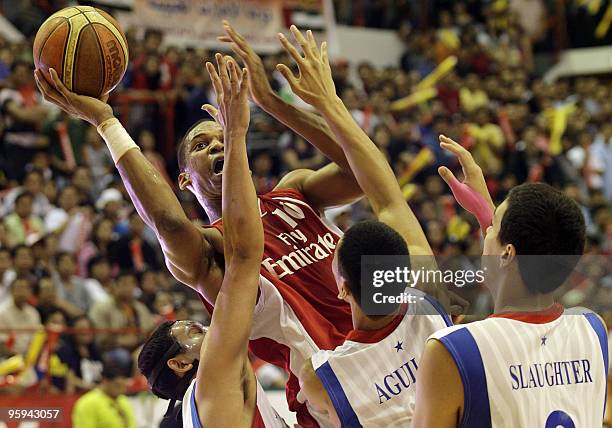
[0,0,610,425]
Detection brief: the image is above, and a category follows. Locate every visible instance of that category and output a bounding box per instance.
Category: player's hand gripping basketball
[34,68,113,127]
[218,20,275,107]
[438,134,495,230]
[203,54,250,136]
[276,26,336,109]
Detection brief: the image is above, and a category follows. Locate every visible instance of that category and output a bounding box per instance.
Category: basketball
[33,6,128,98]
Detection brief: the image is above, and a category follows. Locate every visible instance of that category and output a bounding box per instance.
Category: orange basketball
[33,6,129,98]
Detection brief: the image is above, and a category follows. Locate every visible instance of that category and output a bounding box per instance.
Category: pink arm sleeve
[447,177,494,231]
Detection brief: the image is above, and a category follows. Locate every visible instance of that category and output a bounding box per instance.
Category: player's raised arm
[34,69,218,300]
[220,21,350,172]
[220,21,363,211]
[194,55,263,421]
[276,28,450,300]
[276,27,430,253]
[437,134,495,232]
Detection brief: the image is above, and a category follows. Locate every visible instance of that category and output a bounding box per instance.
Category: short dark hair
[24,169,42,180]
[10,60,30,74]
[58,185,78,198]
[338,220,409,311]
[101,348,133,379]
[138,321,181,399]
[55,251,75,265]
[498,183,586,294]
[14,191,33,205]
[137,268,159,283]
[37,275,53,284]
[177,119,212,172]
[11,276,32,289]
[116,269,137,283]
[68,314,91,327]
[11,244,31,258]
[87,256,109,276]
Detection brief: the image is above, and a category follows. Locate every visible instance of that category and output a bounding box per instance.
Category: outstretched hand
[276,26,336,109]
[34,69,113,127]
[203,54,250,137]
[438,135,495,230]
[218,20,275,107]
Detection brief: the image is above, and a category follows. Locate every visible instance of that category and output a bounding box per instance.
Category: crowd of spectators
[333,0,612,49]
[0,0,609,410]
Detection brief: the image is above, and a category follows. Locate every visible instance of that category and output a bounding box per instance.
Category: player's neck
[352,304,397,331]
[200,196,222,222]
[493,279,556,314]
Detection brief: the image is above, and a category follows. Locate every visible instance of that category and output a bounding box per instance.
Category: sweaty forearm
[222,129,263,260]
[262,94,352,172]
[117,152,191,233]
[97,119,190,233]
[318,97,433,256]
[318,96,402,214]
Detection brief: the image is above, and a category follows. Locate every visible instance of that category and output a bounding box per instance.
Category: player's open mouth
[212,158,224,175]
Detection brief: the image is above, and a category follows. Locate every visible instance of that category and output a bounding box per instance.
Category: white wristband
[96,118,140,165]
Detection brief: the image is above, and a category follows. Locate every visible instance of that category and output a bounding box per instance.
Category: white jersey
[182,378,287,428]
[430,305,608,428]
[196,273,333,426]
[311,289,452,427]
[249,274,332,426]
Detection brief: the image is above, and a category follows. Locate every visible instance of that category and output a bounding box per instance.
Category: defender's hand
[438,135,495,229]
[218,20,275,107]
[276,26,336,110]
[203,54,250,137]
[34,69,113,127]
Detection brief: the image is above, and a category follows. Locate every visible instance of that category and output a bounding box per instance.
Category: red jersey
[201,188,353,427]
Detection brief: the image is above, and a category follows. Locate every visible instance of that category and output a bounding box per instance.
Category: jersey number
[545,410,575,428]
[271,202,305,229]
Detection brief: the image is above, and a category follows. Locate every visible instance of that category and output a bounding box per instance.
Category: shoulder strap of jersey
[186,380,203,428]
[314,362,362,427]
[311,349,333,370]
[419,291,453,327]
[264,187,307,202]
[436,327,492,428]
[562,306,591,315]
[583,311,609,418]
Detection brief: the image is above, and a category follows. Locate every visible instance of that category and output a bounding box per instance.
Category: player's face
[182,121,225,199]
[170,320,208,361]
[483,200,508,257]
